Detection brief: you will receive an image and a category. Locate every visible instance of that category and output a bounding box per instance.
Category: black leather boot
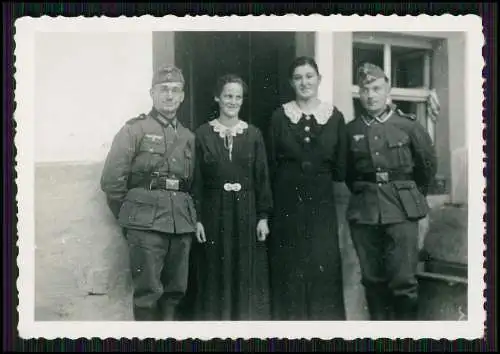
[160,305,176,321]
[393,297,419,321]
[133,306,159,321]
[365,290,393,321]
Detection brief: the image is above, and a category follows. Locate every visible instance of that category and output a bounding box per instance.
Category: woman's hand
[196,222,207,243]
[256,219,270,242]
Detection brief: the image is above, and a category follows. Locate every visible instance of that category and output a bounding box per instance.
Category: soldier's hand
[196,222,207,243]
[256,219,269,242]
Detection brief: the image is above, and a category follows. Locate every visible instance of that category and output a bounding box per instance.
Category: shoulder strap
[396,108,417,121]
[126,113,147,125]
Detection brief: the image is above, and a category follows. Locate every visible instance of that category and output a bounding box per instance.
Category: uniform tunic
[345,105,437,320]
[267,101,348,321]
[190,119,273,321]
[345,106,437,225]
[101,108,197,234]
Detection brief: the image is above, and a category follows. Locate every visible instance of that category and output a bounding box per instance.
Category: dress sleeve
[192,131,205,220]
[345,123,356,193]
[254,127,274,221]
[266,109,280,187]
[332,109,348,182]
[100,124,138,219]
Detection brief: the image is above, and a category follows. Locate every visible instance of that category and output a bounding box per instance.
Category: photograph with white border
[15,14,485,340]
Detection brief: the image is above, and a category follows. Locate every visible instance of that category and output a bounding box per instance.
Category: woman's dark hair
[214,73,248,97]
[288,56,320,79]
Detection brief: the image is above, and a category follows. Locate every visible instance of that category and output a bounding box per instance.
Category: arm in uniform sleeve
[254,128,273,221]
[332,111,348,182]
[100,124,138,219]
[409,121,438,196]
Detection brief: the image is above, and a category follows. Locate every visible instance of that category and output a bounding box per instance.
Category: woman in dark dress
[267,56,348,320]
[191,74,273,321]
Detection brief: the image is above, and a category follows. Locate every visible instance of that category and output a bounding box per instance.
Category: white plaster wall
[447,33,468,204]
[35,32,153,163]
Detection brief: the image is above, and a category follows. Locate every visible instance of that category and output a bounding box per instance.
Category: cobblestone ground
[33,164,379,322]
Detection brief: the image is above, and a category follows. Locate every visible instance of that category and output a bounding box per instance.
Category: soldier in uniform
[100,65,197,321]
[345,63,437,321]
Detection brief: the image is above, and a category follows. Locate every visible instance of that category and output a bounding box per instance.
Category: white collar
[209,119,248,138]
[282,100,334,125]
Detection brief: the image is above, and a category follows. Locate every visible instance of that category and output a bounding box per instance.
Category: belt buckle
[223,182,242,192]
[165,178,180,191]
[376,172,389,183]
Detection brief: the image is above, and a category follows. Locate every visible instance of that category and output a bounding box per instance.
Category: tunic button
[377,167,382,171]
[304,126,310,132]
[375,152,380,156]
[305,115,311,121]
[378,183,382,187]
[304,137,311,143]
[149,149,154,152]
[374,136,379,140]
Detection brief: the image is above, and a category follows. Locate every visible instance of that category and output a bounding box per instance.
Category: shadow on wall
[35,162,133,321]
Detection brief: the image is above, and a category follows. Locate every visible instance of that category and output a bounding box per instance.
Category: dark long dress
[190,119,273,321]
[267,100,348,321]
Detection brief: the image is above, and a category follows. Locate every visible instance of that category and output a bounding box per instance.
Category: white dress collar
[282,100,334,125]
[209,119,248,137]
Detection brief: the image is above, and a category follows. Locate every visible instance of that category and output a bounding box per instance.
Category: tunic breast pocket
[387,132,412,168]
[139,137,166,156]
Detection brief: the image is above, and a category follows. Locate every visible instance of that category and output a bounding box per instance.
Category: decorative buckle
[165,178,180,191]
[223,182,242,192]
[375,172,389,183]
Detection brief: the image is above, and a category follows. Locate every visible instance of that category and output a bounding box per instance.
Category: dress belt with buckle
[223,182,242,192]
[357,171,413,184]
[146,176,189,192]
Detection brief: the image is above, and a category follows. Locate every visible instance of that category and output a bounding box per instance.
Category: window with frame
[351,32,436,144]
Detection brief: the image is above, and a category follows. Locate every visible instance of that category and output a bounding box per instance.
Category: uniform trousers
[349,220,420,321]
[124,229,193,321]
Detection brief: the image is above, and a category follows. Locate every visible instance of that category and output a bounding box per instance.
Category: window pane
[391,46,430,89]
[352,42,384,85]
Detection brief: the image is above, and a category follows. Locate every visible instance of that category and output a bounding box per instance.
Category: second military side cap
[357,62,388,86]
[152,65,185,86]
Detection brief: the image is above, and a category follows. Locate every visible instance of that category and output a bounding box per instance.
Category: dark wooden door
[174,32,296,135]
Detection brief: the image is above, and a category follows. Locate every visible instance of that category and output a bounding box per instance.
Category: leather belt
[357,172,413,184]
[146,176,189,192]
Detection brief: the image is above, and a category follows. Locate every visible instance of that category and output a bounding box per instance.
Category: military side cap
[152,65,185,86]
[357,62,388,86]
